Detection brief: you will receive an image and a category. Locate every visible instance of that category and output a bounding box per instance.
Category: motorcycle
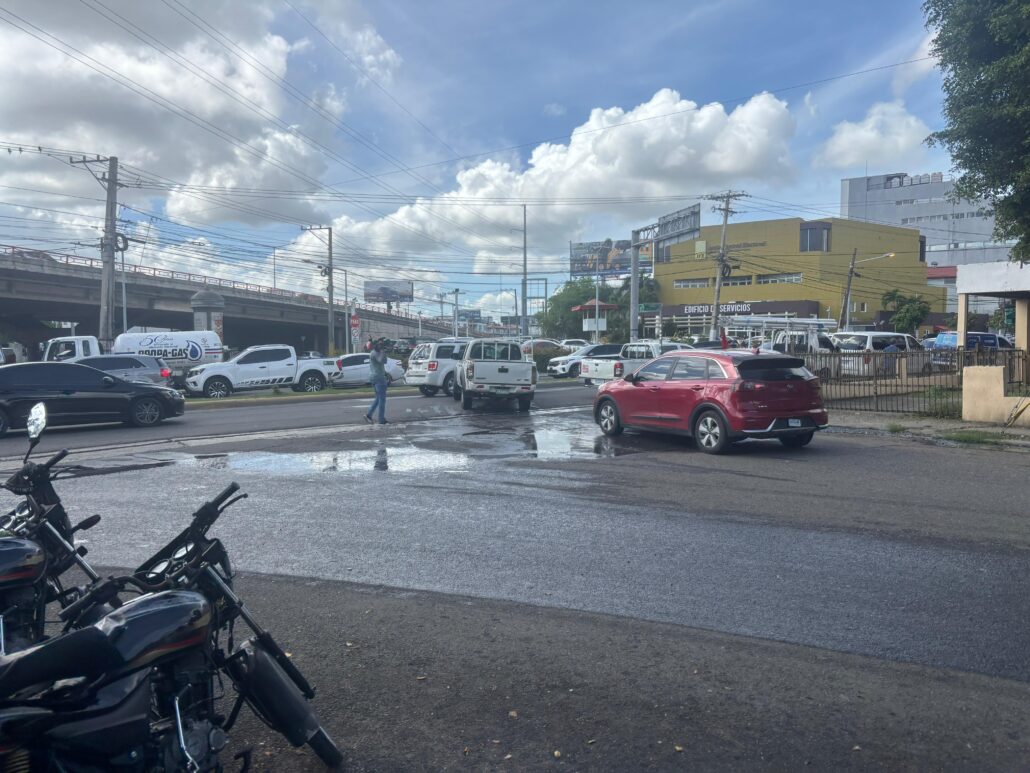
[0,403,103,653]
[0,407,343,770]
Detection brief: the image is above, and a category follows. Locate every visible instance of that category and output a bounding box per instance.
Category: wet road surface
[22,406,1030,684]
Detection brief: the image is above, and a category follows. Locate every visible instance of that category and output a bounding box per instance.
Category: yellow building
[652,217,946,335]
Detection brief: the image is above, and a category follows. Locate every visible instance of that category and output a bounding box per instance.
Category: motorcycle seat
[0,627,122,700]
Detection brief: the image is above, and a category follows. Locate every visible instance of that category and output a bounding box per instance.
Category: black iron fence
[801,349,1028,416]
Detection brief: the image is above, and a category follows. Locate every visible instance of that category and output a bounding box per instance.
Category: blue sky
[0,0,949,321]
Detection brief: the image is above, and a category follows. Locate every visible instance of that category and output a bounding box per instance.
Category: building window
[800,222,831,252]
[757,272,802,285]
[919,235,926,263]
[851,302,868,313]
[721,276,752,287]
[674,278,710,289]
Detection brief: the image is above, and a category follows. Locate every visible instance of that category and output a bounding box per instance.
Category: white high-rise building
[840,172,1011,313]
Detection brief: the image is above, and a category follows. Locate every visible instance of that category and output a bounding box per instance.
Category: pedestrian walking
[883,340,900,376]
[365,338,390,425]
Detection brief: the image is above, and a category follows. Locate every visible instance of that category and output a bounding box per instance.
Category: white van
[113,331,223,382]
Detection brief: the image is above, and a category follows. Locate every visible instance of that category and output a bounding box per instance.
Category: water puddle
[520,430,641,459]
[184,448,469,475]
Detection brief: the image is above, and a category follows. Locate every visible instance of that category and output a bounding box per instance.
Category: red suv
[593,350,828,454]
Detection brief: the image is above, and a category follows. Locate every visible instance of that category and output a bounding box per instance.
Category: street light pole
[521,204,528,338]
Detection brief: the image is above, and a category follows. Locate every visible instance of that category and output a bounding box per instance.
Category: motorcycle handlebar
[41,448,70,472]
[59,578,119,622]
[211,482,240,509]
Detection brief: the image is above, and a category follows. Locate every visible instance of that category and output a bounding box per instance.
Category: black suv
[0,362,185,437]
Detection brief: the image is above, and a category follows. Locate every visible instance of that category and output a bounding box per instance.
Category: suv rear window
[412,344,431,360]
[736,357,812,381]
[469,342,522,360]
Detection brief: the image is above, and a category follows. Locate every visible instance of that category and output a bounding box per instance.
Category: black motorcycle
[0,404,103,653]
[0,411,343,770]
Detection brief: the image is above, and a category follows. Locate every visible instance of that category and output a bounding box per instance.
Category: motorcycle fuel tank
[95,590,211,670]
[0,539,45,588]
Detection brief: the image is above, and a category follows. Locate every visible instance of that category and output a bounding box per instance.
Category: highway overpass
[0,248,451,354]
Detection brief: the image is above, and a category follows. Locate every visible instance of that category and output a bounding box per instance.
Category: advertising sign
[571,239,649,278]
[457,309,482,322]
[363,280,414,303]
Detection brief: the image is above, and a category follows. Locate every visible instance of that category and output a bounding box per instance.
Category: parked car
[579,341,692,385]
[406,341,467,396]
[78,355,174,387]
[593,350,827,454]
[828,332,931,376]
[184,345,341,397]
[330,352,405,388]
[931,331,1013,370]
[547,343,621,378]
[0,362,185,437]
[453,339,536,411]
[560,339,590,350]
[1,347,15,366]
[520,339,564,358]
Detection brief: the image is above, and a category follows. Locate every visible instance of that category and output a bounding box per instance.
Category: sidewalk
[829,409,1030,450]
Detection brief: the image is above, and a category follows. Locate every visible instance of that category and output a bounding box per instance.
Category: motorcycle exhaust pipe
[225,638,321,748]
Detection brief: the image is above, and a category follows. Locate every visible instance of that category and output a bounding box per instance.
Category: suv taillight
[734,380,766,392]
[160,368,172,379]
[336,359,343,369]
[428,360,438,371]
[614,362,624,377]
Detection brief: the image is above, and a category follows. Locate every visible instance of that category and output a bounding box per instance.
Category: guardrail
[3,248,442,326]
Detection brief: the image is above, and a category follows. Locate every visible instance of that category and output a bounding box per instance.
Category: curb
[183,379,574,411]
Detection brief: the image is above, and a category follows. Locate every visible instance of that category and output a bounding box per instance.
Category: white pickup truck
[453,339,536,411]
[579,341,691,385]
[184,344,340,398]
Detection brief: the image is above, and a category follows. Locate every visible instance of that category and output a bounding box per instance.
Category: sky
[0,0,950,322]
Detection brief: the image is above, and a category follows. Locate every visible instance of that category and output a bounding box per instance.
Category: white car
[406,341,467,396]
[330,352,405,388]
[547,343,622,378]
[560,339,590,350]
[185,345,339,397]
[829,332,931,376]
[453,339,535,410]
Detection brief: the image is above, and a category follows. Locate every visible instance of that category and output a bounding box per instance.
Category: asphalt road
[0,380,591,457]
[3,389,1028,769]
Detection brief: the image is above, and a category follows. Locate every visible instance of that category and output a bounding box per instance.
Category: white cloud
[339,25,402,84]
[892,33,938,96]
[803,91,817,118]
[327,88,797,279]
[543,102,567,117]
[813,100,930,169]
[472,290,517,317]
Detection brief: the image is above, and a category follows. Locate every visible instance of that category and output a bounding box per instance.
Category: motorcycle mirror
[26,402,47,440]
[73,514,102,533]
[23,403,47,462]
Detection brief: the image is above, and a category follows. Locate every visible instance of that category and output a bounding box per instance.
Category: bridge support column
[191,290,225,343]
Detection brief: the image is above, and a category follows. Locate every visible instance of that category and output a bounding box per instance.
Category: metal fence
[801,349,1029,416]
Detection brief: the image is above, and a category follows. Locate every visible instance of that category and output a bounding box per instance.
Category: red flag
[720,328,729,349]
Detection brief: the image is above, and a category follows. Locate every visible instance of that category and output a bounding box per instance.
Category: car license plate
[788,418,802,427]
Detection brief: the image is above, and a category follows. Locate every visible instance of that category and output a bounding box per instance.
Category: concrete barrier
[962,366,1030,427]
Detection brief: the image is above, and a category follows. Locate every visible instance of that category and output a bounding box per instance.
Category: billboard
[363,280,413,303]
[571,239,651,278]
[457,309,482,322]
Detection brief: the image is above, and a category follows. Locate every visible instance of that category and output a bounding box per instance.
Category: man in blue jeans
[365,338,389,425]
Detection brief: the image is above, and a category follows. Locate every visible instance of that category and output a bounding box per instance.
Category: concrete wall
[962,366,1030,427]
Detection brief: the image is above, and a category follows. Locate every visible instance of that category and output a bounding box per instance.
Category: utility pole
[840,248,858,330]
[521,204,528,338]
[452,288,460,338]
[301,225,334,353]
[595,270,601,344]
[72,156,119,347]
[705,191,747,341]
[629,230,639,342]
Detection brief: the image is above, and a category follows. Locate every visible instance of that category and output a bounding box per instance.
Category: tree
[988,304,1009,332]
[881,289,907,312]
[537,277,609,340]
[881,290,931,334]
[924,0,1030,261]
